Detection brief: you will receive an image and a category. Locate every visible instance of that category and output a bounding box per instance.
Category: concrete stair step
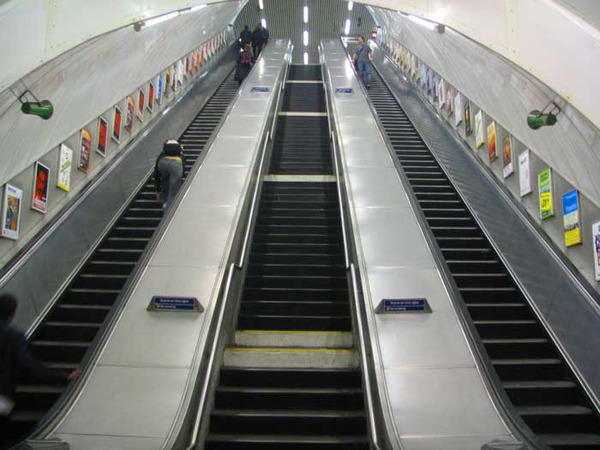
[224,347,359,369]
[235,330,353,348]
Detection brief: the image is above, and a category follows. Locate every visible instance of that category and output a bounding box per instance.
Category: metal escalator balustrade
[204,64,369,449]
[365,66,600,449]
[2,72,240,449]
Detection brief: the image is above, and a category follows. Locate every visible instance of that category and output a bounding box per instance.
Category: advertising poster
[445,85,453,116]
[464,102,472,136]
[438,79,446,108]
[538,168,554,219]
[171,65,177,90]
[475,110,484,148]
[78,128,92,173]
[125,96,134,132]
[502,135,514,178]
[165,69,171,97]
[97,116,108,157]
[57,144,73,192]
[1,184,22,240]
[157,76,163,105]
[487,121,497,161]
[137,89,145,122]
[454,93,463,127]
[518,149,532,196]
[562,190,582,247]
[147,82,155,112]
[432,75,437,98]
[112,106,122,143]
[31,162,50,214]
[593,222,600,280]
[177,60,184,86]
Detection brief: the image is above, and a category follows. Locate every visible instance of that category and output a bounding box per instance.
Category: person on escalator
[353,35,374,89]
[154,139,186,210]
[0,294,79,440]
[235,42,255,86]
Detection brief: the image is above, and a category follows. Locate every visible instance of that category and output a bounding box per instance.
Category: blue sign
[251,86,270,93]
[335,87,354,94]
[149,296,202,312]
[378,298,429,313]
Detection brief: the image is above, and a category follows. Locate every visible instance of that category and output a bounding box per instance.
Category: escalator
[365,65,600,449]
[3,71,240,448]
[204,65,369,449]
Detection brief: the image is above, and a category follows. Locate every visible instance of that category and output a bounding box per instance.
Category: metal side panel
[372,45,600,408]
[50,41,291,449]
[321,39,515,450]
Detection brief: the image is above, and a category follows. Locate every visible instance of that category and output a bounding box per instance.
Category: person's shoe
[367,84,371,89]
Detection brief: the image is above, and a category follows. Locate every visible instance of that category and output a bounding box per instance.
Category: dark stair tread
[482,338,548,344]
[212,409,366,418]
[537,433,600,445]
[217,387,362,394]
[502,381,577,388]
[492,358,562,365]
[517,405,594,415]
[15,385,65,394]
[206,433,368,443]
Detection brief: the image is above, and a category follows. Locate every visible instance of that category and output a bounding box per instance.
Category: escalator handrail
[346,40,547,449]
[237,130,271,268]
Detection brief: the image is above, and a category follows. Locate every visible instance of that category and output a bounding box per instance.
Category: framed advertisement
[502,135,514,178]
[445,85,453,116]
[438,79,446,108]
[112,106,122,143]
[518,149,532,196]
[97,116,108,157]
[78,129,92,173]
[1,184,23,240]
[157,75,163,105]
[454,93,463,127]
[475,110,484,148]
[125,96,134,132]
[165,69,171,97]
[562,190,582,247]
[538,168,554,219]
[147,82,155,112]
[57,144,73,192]
[31,161,50,214]
[487,122,497,161]
[137,89,145,122]
[464,102,472,136]
[593,222,600,280]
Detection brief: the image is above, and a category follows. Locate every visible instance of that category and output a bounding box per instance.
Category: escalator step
[205,433,369,450]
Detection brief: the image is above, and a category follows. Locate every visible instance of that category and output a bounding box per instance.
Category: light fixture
[527,102,560,130]
[304,52,309,64]
[258,0,264,10]
[348,1,353,11]
[191,4,207,11]
[407,14,437,31]
[261,18,267,28]
[303,6,308,23]
[303,30,309,46]
[17,90,53,120]
[144,11,180,27]
[344,19,351,35]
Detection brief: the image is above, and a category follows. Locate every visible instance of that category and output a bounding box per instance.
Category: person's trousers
[357,60,372,87]
[253,42,263,59]
[158,158,183,209]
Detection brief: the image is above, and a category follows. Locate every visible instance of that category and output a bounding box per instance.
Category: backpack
[241,51,252,68]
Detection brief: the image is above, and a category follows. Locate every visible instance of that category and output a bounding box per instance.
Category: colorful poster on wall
[1,184,22,240]
[137,89,145,122]
[562,190,582,247]
[147,82,155,112]
[445,85,453,116]
[438,79,446,108]
[487,121,497,161]
[502,135,514,178]
[171,65,177,90]
[57,144,73,192]
[464,102,472,136]
[112,106,122,143]
[518,149,532,196]
[165,69,171,97]
[538,168,554,219]
[125,96,134,132]
[97,116,108,157]
[157,75,163,104]
[432,74,437,98]
[78,128,92,173]
[475,110,484,148]
[176,60,184,86]
[454,93,463,127]
[31,161,50,214]
[593,222,600,280]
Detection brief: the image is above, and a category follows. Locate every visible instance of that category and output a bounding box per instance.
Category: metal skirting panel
[372,48,600,407]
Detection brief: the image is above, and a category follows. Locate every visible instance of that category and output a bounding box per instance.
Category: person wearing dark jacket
[154,139,186,210]
[0,294,78,442]
[236,42,255,85]
[251,24,268,59]
[239,25,252,47]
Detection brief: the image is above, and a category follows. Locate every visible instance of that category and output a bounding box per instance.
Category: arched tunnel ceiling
[0,0,599,128]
